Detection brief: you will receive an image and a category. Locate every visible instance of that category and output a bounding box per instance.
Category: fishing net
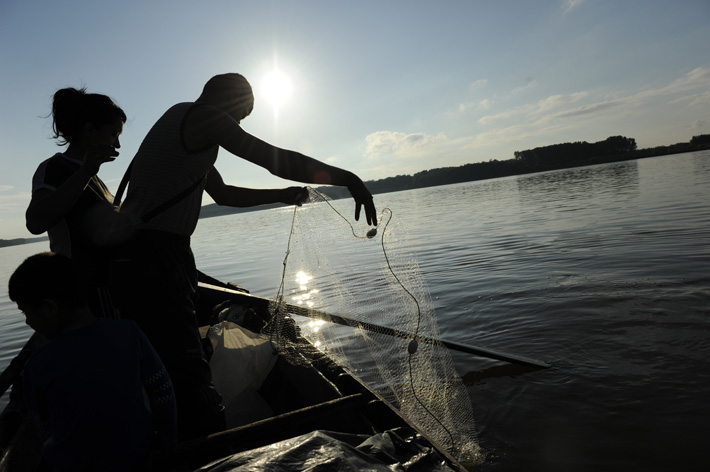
[264,188,482,466]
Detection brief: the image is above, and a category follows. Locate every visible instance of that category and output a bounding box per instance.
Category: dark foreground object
[0,275,468,472]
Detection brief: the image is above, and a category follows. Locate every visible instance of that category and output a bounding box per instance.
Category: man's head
[198,73,254,123]
[8,252,86,338]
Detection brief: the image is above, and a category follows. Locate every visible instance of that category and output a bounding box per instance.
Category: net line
[264,187,482,465]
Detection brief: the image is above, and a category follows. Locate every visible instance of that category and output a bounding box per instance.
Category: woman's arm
[26,146,117,234]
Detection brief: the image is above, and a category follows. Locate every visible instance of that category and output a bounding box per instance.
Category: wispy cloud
[594,67,710,111]
[459,98,493,113]
[479,91,588,124]
[511,79,538,95]
[553,99,624,119]
[562,0,585,15]
[458,79,491,112]
[460,79,538,114]
[470,118,574,151]
[691,120,707,131]
[688,92,710,107]
[364,68,708,173]
[635,67,710,101]
[468,67,710,153]
[364,131,448,159]
[668,90,710,107]
[479,67,710,127]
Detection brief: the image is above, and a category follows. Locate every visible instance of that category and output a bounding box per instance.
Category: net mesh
[264,188,482,466]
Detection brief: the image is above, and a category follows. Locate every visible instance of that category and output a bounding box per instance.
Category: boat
[0,273,470,471]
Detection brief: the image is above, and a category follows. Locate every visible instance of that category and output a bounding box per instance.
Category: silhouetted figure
[110,73,377,441]
[8,252,177,471]
[26,88,126,316]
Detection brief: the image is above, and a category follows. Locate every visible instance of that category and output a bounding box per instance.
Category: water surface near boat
[2,151,709,471]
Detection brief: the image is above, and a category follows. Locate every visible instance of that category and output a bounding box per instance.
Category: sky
[1,0,708,239]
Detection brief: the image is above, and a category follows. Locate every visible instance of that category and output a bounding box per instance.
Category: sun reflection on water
[288,270,328,351]
[291,271,319,308]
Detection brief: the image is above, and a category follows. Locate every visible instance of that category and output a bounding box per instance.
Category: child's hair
[200,73,254,121]
[8,252,84,309]
[51,87,127,145]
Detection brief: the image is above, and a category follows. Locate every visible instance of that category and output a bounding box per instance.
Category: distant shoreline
[202,136,710,219]
[0,236,49,249]
[5,135,709,244]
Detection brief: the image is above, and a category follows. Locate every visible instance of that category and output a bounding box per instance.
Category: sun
[260,69,292,119]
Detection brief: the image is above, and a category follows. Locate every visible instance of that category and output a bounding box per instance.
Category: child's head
[51,87,127,147]
[8,252,86,338]
[199,73,254,123]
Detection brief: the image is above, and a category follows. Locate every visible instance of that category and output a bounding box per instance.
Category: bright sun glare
[261,70,292,118]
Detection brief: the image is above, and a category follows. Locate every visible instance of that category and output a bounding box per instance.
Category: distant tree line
[513,135,637,170]
[8,135,708,243]
[201,133,710,215]
[316,134,710,199]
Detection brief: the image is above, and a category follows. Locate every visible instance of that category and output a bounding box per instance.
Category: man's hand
[281,186,309,206]
[348,178,377,226]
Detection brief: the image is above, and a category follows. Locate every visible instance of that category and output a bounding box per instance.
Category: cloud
[364,131,448,159]
[458,79,491,112]
[631,67,710,103]
[472,117,573,150]
[466,66,710,155]
[562,0,585,15]
[0,185,14,192]
[478,99,493,111]
[554,99,624,118]
[479,91,588,124]
[511,79,538,95]
[691,120,707,131]
[672,67,710,89]
[479,67,709,128]
[537,92,589,112]
[379,67,710,168]
[459,98,493,113]
[669,90,710,107]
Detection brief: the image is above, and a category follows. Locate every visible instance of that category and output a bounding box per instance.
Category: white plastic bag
[207,320,278,427]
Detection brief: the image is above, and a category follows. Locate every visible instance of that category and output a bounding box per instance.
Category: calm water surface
[1,152,709,471]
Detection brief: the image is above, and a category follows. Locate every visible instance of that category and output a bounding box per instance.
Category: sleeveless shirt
[121,103,218,236]
[31,153,114,259]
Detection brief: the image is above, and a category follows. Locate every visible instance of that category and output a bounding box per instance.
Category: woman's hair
[8,252,84,309]
[200,73,254,121]
[51,87,127,145]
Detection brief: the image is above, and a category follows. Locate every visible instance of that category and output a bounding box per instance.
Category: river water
[1,151,708,471]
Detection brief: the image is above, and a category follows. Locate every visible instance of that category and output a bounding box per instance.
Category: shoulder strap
[114,159,204,224]
[113,160,132,207]
[139,178,203,223]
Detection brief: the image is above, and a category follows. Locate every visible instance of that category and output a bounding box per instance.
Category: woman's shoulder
[32,153,80,190]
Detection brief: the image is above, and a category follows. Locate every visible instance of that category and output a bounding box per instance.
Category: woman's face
[87,116,124,149]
